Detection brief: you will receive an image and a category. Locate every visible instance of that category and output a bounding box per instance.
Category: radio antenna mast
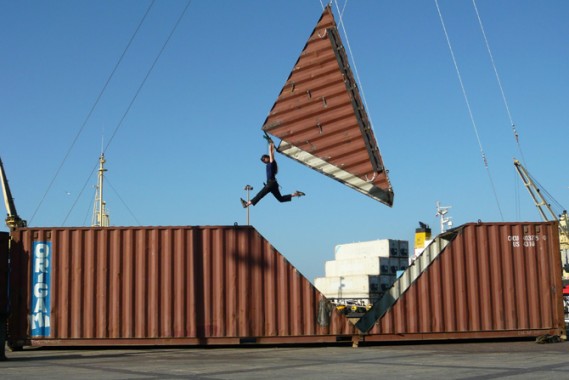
[91,153,109,227]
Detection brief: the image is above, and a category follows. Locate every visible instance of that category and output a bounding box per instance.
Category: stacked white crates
[314,239,409,307]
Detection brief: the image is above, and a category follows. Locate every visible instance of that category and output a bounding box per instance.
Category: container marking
[31,241,51,337]
[508,234,546,248]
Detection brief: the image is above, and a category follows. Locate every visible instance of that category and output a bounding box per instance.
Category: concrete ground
[1,339,569,379]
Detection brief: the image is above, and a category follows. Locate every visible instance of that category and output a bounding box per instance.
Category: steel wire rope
[526,170,566,216]
[435,0,504,220]
[62,0,192,225]
[472,0,526,166]
[332,0,378,137]
[81,174,142,226]
[473,0,531,221]
[29,0,156,225]
[514,169,521,220]
[83,186,98,226]
[63,165,96,226]
[102,0,192,154]
[106,177,142,226]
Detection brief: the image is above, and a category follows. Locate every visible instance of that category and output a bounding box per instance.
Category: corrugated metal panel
[261,6,393,207]
[8,222,563,347]
[8,226,356,347]
[357,222,566,341]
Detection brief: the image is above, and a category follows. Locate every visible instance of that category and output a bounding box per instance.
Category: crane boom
[514,158,569,277]
[0,157,27,230]
[513,159,558,222]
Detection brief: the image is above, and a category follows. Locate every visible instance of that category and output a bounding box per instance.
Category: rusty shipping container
[7,226,356,348]
[5,222,565,348]
[357,222,566,342]
[0,231,8,316]
[0,231,9,358]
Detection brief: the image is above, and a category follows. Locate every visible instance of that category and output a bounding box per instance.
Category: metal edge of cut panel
[7,225,357,348]
[355,221,566,342]
[261,5,393,207]
[278,143,393,206]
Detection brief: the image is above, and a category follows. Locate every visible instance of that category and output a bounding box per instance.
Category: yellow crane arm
[0,157,26,230]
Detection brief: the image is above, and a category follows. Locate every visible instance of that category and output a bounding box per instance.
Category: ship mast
[91,153,109,227]
[435,201,453,233]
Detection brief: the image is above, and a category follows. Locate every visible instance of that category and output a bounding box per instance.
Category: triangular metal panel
[262,6,394,207]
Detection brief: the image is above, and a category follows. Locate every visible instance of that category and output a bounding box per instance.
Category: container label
[31,241,51,337]
[507,234,546,248]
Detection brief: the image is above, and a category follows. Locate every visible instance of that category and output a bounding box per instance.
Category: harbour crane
[513,159,569,276]
[0,157,27,231]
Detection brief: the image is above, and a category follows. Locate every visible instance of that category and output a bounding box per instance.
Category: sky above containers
[1,1,568,282]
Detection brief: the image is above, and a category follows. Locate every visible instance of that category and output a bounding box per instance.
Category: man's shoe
[295,191,305,197]
[240,198,248,208]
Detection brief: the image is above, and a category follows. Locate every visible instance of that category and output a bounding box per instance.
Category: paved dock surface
[2,339,569,379]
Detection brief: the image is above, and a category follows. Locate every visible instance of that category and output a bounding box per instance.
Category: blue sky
[1,1,568,282]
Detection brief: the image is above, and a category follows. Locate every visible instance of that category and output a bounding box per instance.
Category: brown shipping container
[356,222,566,342]
[8,226,356,348]
[0,231,8,315]
[6,222,565,348]
[0,231,8,358]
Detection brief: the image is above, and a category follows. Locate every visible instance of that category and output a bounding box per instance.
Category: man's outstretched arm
[268,141,275,162]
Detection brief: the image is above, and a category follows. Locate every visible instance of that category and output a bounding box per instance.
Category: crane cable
[472,0,526,166]
[472,0,530,220]
[332,0,378,137]
[321,0,377,137]
[62,0,192,225]
[435,0,504,221]
[29,0,157,225]
[103,0,192,156]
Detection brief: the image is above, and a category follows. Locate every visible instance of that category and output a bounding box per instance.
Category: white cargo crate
[388,257,400,274]
[398,257,410,270]
[324,257,393,276]
[314,275,381,299]
[397,240,410,258]
[335,239,409,260]
[379,274,397,291]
